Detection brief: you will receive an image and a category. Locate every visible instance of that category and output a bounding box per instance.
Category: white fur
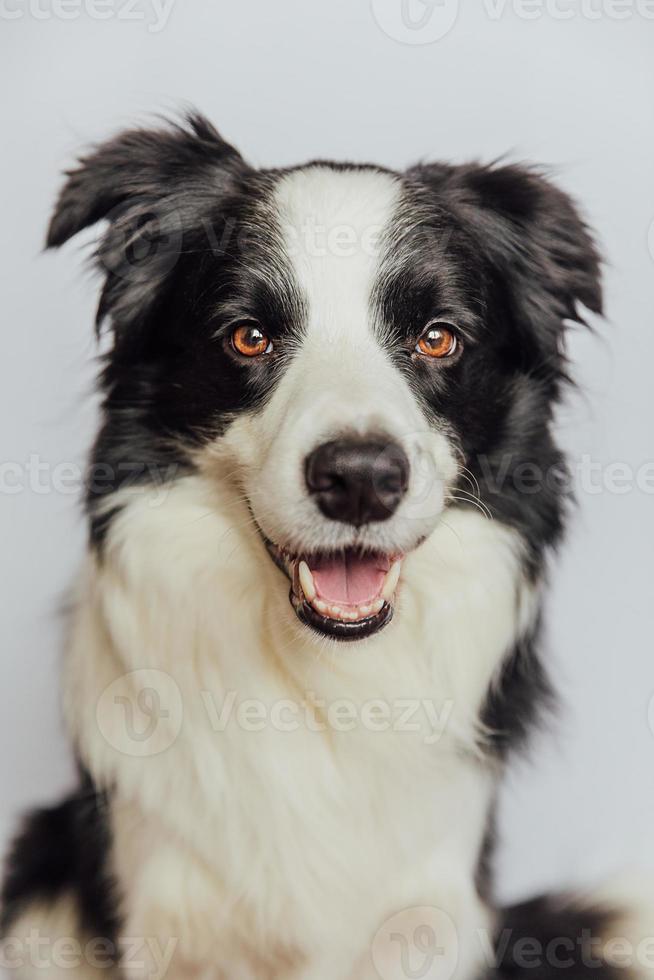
[222,166,460,560]
[8,164,651,980]
[62,475,533,979]
[51,167,539,979]
[17,168,542,978]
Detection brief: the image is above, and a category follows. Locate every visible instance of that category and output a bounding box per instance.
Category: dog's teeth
[298,561,316,601]
[309,594,388,623]
[381,560,402,602]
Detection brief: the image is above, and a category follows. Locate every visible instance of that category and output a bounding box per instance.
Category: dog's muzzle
[264,435,410,641]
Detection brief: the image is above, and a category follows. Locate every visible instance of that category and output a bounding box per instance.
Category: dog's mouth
[267,543,403,641]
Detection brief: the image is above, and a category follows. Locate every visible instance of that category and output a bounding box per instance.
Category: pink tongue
[310,553,390,605]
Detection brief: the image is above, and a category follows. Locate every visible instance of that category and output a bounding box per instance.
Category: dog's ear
[408,162,602,381]
[47,112,250,338]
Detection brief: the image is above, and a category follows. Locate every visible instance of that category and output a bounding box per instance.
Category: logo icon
[96,668,183,758]
[371,0,460,44]
[371,905,459,979]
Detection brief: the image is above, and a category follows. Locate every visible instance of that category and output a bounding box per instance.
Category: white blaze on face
[222,165,459,555]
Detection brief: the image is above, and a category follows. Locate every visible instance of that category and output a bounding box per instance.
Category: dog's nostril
[305,437,410,527]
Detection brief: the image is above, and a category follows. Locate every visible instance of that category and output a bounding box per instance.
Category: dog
[1,112,651,980]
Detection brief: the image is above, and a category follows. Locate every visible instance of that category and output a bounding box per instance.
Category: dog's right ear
[407,160,602,392]
[46,113,251,336]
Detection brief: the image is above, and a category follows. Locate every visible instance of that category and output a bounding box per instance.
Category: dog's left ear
[409,162,603,377]
[46,112,251,342]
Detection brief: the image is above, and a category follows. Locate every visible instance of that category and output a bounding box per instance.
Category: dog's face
[48,114,601,642]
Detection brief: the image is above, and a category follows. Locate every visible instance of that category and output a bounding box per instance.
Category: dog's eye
[231,323,273,358]
[415,323,458,359]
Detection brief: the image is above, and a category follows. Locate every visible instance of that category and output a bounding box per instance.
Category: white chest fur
[64,476,535,978]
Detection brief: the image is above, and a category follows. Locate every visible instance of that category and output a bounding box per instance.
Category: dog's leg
[1,787,120,978]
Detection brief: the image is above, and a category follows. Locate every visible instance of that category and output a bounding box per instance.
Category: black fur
[47,115,601,577]
[3,112,611,975]
[47,114,305,547]
[1,771,119,955]
[377,164,601,577]
[491,896,622,980]
[481,617,555,759]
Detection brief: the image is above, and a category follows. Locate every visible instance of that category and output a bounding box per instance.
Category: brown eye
[415,323,458,359]
[231,323,273,358]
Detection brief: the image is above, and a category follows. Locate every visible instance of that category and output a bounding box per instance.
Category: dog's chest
[73,491,529,968]
[111,691,493,967]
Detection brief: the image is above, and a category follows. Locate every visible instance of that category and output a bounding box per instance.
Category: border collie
[1,113,651,980]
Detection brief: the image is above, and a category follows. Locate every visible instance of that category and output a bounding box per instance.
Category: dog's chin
[263,539,405,642]
[291,589,395,641]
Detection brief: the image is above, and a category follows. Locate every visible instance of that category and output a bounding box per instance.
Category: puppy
[1,113,651,980]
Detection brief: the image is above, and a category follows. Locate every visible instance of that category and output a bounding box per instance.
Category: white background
[1,0,653,905]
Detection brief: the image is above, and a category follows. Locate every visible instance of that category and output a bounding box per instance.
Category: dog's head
[48,114,601,642]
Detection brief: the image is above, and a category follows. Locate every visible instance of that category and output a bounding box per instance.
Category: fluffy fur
[1,113,651,979]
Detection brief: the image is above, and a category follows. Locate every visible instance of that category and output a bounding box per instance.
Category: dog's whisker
[445,491,493,522]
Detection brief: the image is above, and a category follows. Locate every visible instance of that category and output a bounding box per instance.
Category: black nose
[305,438,410,527]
